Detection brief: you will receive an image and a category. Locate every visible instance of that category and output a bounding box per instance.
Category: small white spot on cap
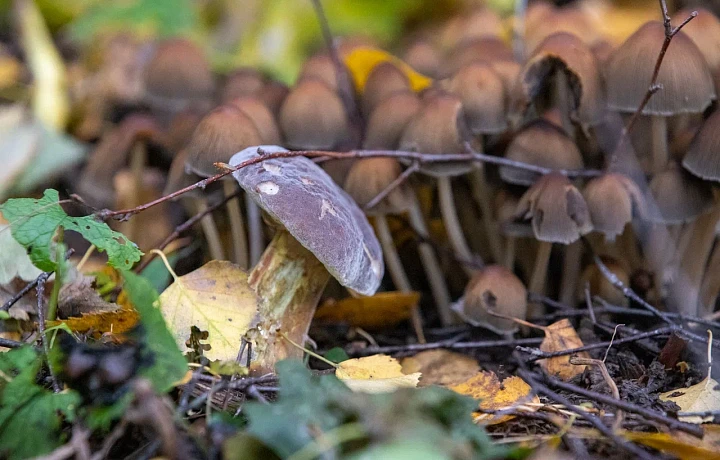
[257,181,279,195]
[263,163,282,175]
[319,199,338,220]
[301,177,315,186]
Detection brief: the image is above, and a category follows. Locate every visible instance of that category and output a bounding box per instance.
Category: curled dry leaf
[401,350,480,387]
[450,371,540,425]
[626,424,720,459]
[343,47,433,94]
[335,354,421,393]
[539,319,589,381]
[314,291,420,329]
[660,377,720,424]
[157,260,259,362]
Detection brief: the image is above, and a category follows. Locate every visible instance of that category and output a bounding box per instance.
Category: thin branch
[0,271,46,311]
[364,161,419,211]
[36,273,60,393]
[351,336,543,356]
[569,357,623,432]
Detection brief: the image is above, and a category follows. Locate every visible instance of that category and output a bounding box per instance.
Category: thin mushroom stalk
[246,194,264,266]
[193,198,225,261]
[224,180,249,268]
[559,240,582,306]
[650,116,668,174]
[470,167,504,263]
[437,175,476,276]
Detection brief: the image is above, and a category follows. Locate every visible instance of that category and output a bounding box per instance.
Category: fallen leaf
[57,269,118,318]
[157,260,259,362]
[626,424,720,459]
[0,118,41,202]
[336,354,421,393]
[401,350,480,387]
[539,319,589,381]
[343,47,433,94]
[49,308,139,336]
[0,278,37,320]
[315,291,419,329]
[661,377,720,424]
[450,371,540,425]
[0,223,43,284]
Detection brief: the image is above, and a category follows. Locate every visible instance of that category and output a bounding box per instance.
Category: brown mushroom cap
[500,119,584,186]
[445,37,514,77]
[228,96,281,145]
[361,62,411,116]
[440,7,504,50]
[673,8,720,76]
[514,172,593,244]
[606,21,715,115]
[583,173,644,240]
[399,92,473,177]
[683,110,720,182]
[403,40,441,78]
[221,67,267,102]
[343,158,412,215]
[185,105,263,178]
[230,145,384,295]
[442,62,507,135]
[458,265,528,334]
[579,257,629,307]
[524,4,601,54]
[517,32,605,127]
[279,78,351,150]
[143,38,214,111]
[363,91,422,149]
[647,162,714,224]
[298,54,338,90]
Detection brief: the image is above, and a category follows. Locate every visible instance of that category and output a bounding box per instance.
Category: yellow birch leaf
[157,260,259,362]
[49,308,139,336]
[401,350,480,387]
[343,47,433,94]
[626,425,720,459]
[450,371,540,425]
[336,354,421,393]
[539,319,589,381]
[660,377,720,424]
[314,291,419,329]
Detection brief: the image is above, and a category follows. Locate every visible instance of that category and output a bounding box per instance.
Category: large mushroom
[229,146,383,373]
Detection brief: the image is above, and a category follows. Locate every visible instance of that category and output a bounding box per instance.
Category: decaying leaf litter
[3,0,720,458]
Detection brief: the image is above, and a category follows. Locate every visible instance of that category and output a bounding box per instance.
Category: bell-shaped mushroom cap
[165,109,202,154]
[458,265,528,334]
[403,40,441,78]
[185,105,263,178]
[500,119,584,186]
[683,110,720,181]
[229,145,384,295]
[298,54,338,90]
[221,67,266,102]
[606,21,715,115]
[164,148,196,196]
[279,78,351,150]
[524,4,601,53]
[514,172,593,244]
[344,158,412,215]
[440,7,504,50]
[143,38,214,110]
[363,91,422,149]
[257,80,289,116]
[517,32,605,127]
[443,62,508,134]
[361,62,411,116]
[445,37,514,77]
[647,162,714,224]
[228,96,281,145]
[583,173,644,240]
[399,92,473,177]
[673,8,720,75]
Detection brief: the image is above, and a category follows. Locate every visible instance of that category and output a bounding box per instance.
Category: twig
[36,273,60,393]
[584,282,597,324]
[351,336,543,356]
[364,161,419,211]
[0,271,46,311]
[570,357,623,432]
[90,420,127,460]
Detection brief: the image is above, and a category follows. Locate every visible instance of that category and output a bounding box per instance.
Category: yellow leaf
[343,47,432,94]
[450,371,540,425]
[401,350,480,387]
[660,377,720,424]
[626,425,720,460]
[539,319,589,381]
[336,354,421,393]
[49,308,139,335]
[0,53,21,90]
[314,291,419,329]
[157,260,259,362]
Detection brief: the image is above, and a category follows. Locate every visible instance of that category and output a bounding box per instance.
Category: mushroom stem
[246,194,264,266]
[700,238,720,314]
[224,180,249,268]
[559,240,582,306]
[193,198,225,261]
[470,168,504,263]
[503,236,516,270]
[668,207,720,316]
[437,175,475,276]
[374,215,426,343]
[408,195,455,326]
[529,241,552,296]
[619,225,643,272]
[247,230,330,373]
[650,116,668,174]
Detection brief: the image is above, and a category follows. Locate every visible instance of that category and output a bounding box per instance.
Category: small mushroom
[583,173,644,241]
[230,146,383,372]
[363,91,422,149]
[361,62,410,116]
[403,40,441,78]
[578,257,630,307]
[673,8,720,94]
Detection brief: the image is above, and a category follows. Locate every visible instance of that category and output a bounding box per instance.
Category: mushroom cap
[444,37,514,77]
[185,105,263,178]
[228,96,282,145]
[298,54,339,90]
[257,80,289,116]
[606,21,715,115]
[442,62,508,135]
[440,7,504,50]
[514,172,593,244]
[583,173,645,240]
[221,67,267,102]
[143,38,214,111]
[279,78,351,150]
[579,257,629,307]
[363,91,422,149]
[230,145,383,295]
[673,8,720,75]
[516,32,605,127]
[403,40,441,78]
[460,265,528,334]
[647,162,714,224]
[344,157,413,215]
[399,92,473,177]
[361,62,411,116]
[524,5,601,53]
[500,119,584,186]
[683,110,720,182]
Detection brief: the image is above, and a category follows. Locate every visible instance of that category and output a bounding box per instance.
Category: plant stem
[224,180,248,268]
[246,194,264,266]
[470,168,503,263]
[194,198,225,261]
[437,176,475,276]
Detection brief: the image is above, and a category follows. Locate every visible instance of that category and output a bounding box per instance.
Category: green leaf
[0,346,80,459]
[0,189,142,271]
[121,271,187,392]
[324,347,350,364]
